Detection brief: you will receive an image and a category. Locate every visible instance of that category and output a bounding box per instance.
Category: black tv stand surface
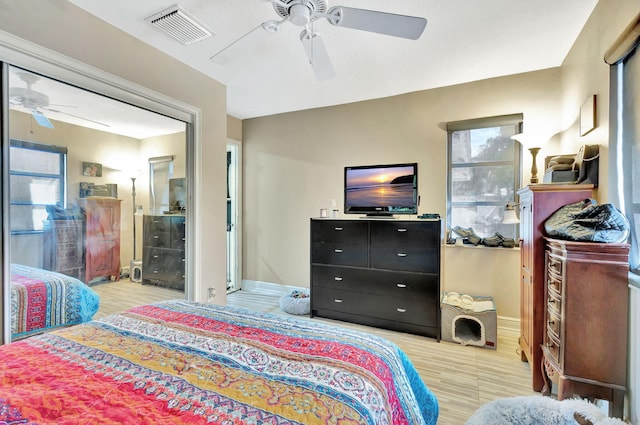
[310,218,441,340]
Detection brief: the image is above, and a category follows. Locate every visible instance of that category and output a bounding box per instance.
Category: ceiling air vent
[146,5,213,45]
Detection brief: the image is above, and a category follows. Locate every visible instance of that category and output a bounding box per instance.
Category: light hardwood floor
[91,279,538,425]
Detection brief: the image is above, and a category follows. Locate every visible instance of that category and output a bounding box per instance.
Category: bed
[0,300,438,424]
[10,263,100,340]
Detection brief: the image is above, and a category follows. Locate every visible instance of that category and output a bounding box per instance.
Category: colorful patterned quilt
[10,264,100,339]
[0,300,438,424]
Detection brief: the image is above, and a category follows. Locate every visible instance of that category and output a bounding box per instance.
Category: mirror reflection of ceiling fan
[210,0,428,81]
[9,71,110,129]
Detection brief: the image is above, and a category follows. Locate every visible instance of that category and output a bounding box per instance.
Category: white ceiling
[9,1,600,139]
[66,0,598,121]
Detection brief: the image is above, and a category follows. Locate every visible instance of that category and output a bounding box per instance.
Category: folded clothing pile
[545,154,576,173]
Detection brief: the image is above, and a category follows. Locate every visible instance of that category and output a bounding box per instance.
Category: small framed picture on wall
[82,162,102,177]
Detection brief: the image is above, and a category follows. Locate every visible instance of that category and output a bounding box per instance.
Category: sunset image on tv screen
[345,166,415,208]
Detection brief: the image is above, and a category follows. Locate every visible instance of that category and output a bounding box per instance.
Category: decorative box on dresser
[77,198,122,284]
[541,238,629,418]
[310,218,441,339]
[517,184,594,391]
[43,219,84,280]
[142,214,186,290]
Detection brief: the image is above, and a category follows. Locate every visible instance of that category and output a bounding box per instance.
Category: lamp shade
[502,203,520,224]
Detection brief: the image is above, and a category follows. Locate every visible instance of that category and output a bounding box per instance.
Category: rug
[466,396,627,425]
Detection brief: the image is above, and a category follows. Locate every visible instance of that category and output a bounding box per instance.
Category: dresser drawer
[546,254,564,280]
[370,246,438,273]
[311,220,368,243]
[312,288,437,327]
[311,242,368,267]
[370,221,439,247]
[145,231,171,248]
[144,216,171,232]
[547,288,562,317]
[546,308,561,339]
[544,329,561,364]
[312,265,438,298]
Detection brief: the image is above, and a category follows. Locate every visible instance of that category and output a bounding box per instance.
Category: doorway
[226,143,241,293]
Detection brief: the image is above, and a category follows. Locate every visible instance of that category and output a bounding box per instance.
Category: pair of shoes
[482,232,516,248]
[452,226,482,245]
[482,234,501,247]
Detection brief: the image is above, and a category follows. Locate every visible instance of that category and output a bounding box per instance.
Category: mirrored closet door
[4,64,188,341]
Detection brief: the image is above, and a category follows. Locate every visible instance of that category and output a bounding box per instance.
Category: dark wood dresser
[310,218,441,339]
[142,214,186,290]
[43,219,84,280]
[517,184,594,391]
[77,198,122,283]
[541,238,629,418]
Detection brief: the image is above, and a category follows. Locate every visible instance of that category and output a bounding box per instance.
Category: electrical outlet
[208,287,216,301]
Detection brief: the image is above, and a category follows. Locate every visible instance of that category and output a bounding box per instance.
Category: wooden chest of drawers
[310,218,441,339]
[43,219,84,280]
[541,238,629,418]
[142,215,186,290]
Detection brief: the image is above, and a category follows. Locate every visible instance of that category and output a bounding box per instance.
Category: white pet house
[441,292,497,349]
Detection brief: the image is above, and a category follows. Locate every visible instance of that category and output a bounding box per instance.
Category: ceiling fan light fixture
[289,3,312,26]
[146,5,214,45]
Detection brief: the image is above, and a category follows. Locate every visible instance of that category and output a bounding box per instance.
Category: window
[447,115,522,240]
[9,139,67,233]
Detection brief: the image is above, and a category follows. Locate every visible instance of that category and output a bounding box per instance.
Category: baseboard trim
[241,279,306,296]
[497,315,520,337]
[242,279,521,336]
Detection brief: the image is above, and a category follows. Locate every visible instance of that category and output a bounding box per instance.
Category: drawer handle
[397,252,407,257]
[153,255,159,258]
[334,277,343,281]
[334,227,343,231]
[397,308,407,313]
[334,299,343,303]
[548,320,555,326]
[397,228,407,232]
[334,249,343,253]
[153,235,159,239]
[396,283,407,288]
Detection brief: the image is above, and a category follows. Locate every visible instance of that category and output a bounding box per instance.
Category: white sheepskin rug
[466,396,627,425]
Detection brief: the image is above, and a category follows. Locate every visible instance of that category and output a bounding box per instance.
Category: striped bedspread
[0,300,438,424]
[10,264,100,339]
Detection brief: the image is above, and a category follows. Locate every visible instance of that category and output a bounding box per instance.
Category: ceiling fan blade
[300,30,335,81]
[327,6,427,40]
[32,110,54,129]
[43,107,111,128]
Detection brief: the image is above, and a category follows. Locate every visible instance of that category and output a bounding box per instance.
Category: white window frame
[446,114,522,240]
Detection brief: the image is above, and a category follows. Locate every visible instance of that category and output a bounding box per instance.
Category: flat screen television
[344,163,418,216]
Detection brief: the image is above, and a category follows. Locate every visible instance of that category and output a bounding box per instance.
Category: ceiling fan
[210,0,427,81]
[9,71,110,129]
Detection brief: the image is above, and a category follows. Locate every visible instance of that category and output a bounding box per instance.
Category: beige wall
[0,0,228,308]
[243,68,562,319]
